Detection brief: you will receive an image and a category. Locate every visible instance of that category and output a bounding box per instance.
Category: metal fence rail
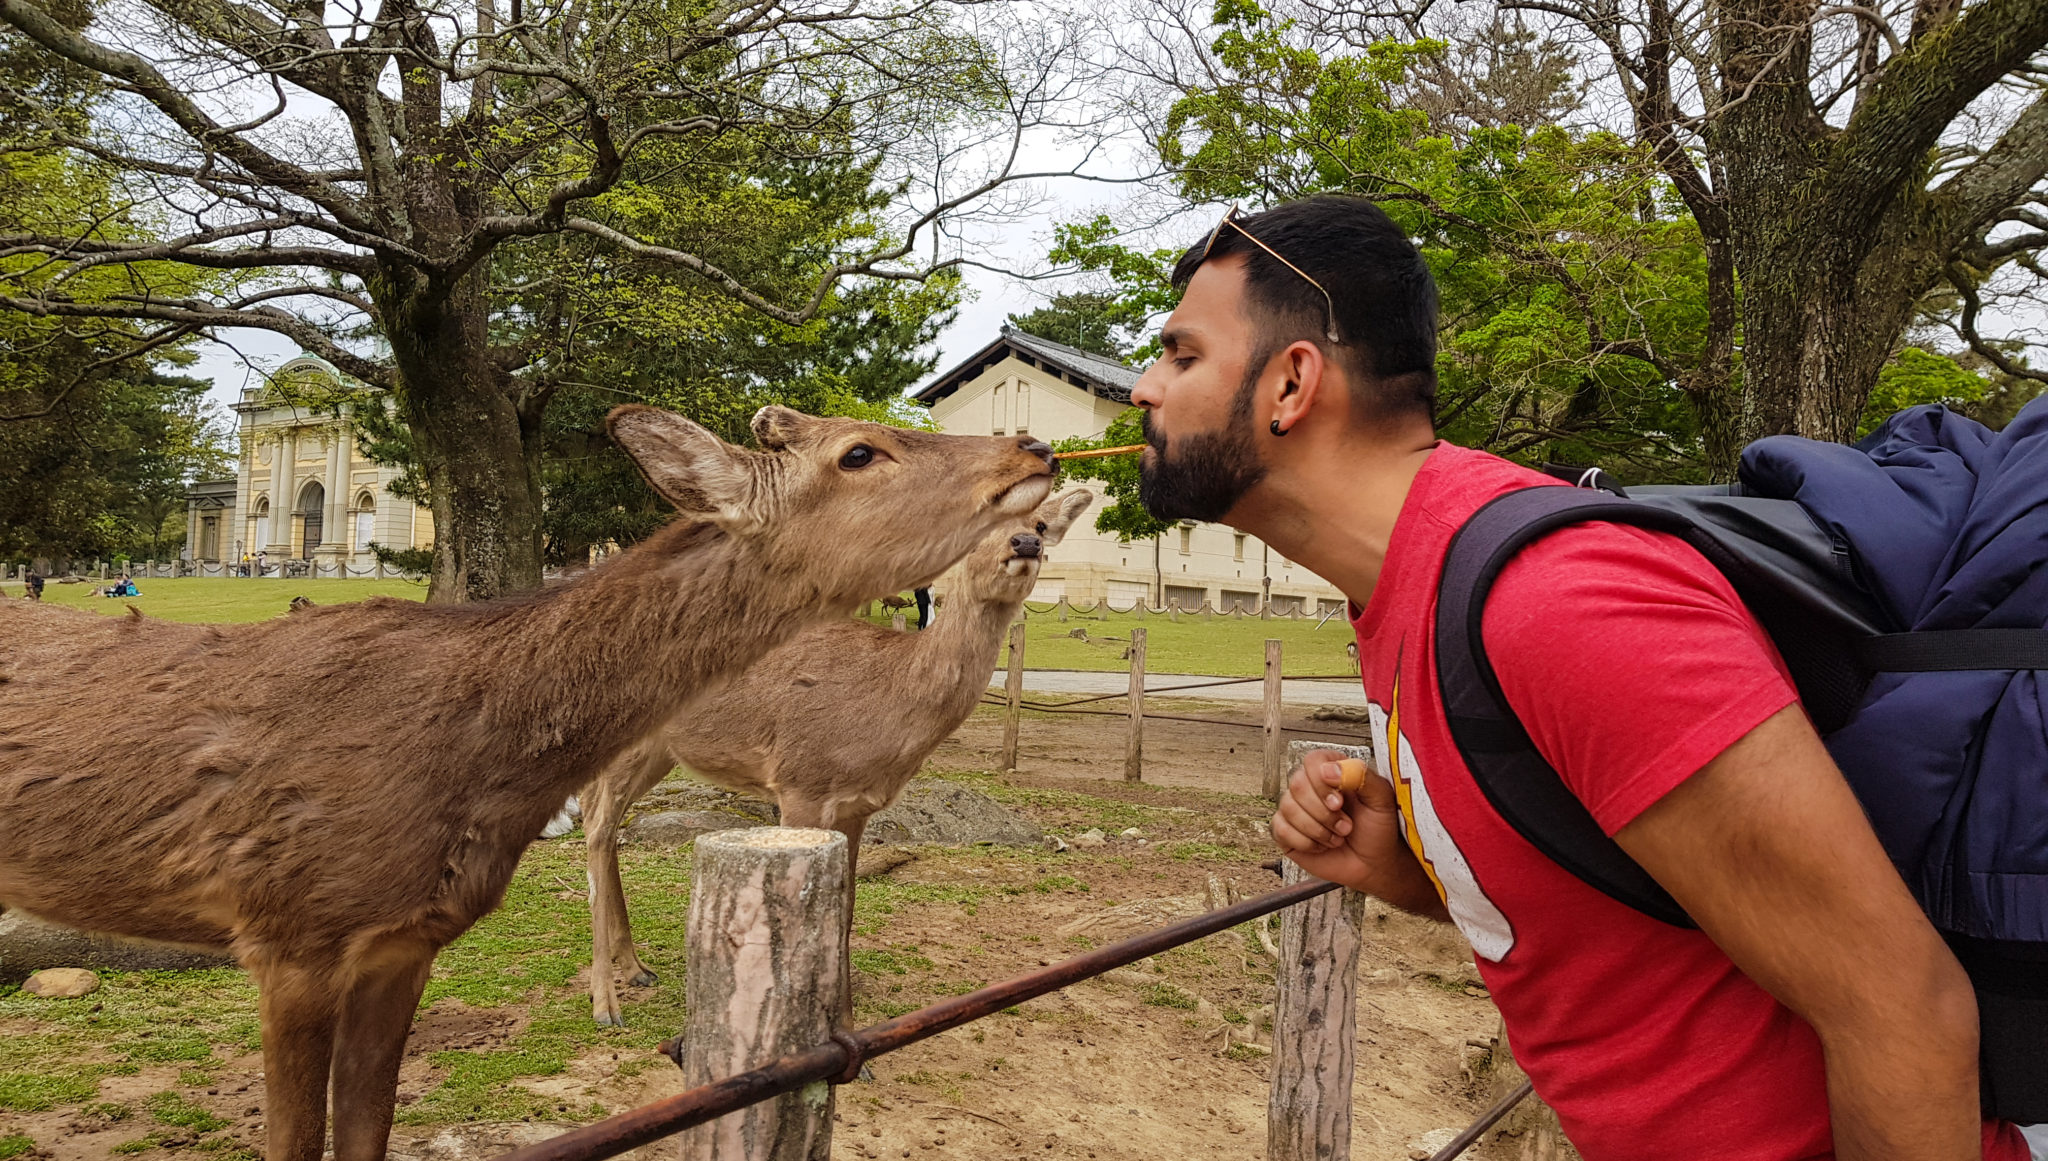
[494,878,1341,1161]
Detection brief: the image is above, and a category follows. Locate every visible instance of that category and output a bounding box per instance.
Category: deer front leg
[329,942,435,1161]
[586,745,673,1027]
[586,793,634,1027]
[249,957,341,1161]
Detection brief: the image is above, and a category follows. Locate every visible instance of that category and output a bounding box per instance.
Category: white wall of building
[923,353,1346,612]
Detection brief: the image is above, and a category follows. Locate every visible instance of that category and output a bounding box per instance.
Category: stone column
[268,428,297,564]
[315,427,347,570]
[235,424,257,565]
[183,498,200,561]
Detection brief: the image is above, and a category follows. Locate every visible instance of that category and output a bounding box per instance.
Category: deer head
[941,488,1094,605]
[606,404,1055,609]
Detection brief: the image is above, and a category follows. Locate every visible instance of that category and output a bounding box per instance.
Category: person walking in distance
[1127,194,2040,1161]
[914,586,933,630]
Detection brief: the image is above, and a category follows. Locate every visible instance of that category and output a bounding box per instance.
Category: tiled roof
[913,325,1138,405]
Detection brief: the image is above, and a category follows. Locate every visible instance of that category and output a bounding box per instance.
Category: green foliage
[1007,291,1150,360]
[0,1136,33,1160]
[1050,9,1716,480]
[0,150,232,563]
[1050,408,1172,541]
[1858,347,1989,438]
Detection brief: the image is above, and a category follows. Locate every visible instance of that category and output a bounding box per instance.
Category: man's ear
[1273,341,1326,434]
[751,405,811,451]
[1038,489,1094,546]
[608,405,761,531]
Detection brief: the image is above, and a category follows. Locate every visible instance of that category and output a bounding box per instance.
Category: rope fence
[987,627,1374,794]
[4,559,427,583]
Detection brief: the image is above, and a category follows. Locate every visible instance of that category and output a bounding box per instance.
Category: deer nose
[1017,436,1054,468]
[1010,533,1042,559]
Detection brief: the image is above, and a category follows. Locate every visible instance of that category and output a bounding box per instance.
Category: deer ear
[751,405,811,450]
[1038,489,1094,546]
[608,405,759,529]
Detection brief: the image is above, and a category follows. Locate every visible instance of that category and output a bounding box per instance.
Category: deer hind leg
[587,742,672,1027]
[328,941,435,1161]
[249,956,342,1161]
[833,814,870,1027]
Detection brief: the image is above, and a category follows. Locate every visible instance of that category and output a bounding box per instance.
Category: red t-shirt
[1349,444,2025,1161]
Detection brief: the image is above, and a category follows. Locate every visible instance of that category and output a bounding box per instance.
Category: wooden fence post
[1124,627,1146,782]
[681,827,848,1161]
[1001,621,1026,771]
[890,613,906,632]
[1261,639,1286,799]
[1269,740,1372,1161]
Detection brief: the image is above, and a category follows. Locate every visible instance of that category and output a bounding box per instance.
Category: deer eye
[1036,522,1048,534]
[839,445,874,470]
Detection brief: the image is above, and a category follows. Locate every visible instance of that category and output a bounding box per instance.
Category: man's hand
[1271,749,1448,920]
[1616,705,1983,1161]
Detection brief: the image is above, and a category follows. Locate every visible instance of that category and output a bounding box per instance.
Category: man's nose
[1130,361,1167,410]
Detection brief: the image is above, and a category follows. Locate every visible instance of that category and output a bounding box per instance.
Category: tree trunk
[379,269,545,603]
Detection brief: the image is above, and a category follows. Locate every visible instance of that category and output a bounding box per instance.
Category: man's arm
[1614,705,1982,1161]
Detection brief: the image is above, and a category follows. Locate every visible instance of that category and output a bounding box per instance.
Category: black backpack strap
[1435,486,1699,929]
[1853,628,2048,671]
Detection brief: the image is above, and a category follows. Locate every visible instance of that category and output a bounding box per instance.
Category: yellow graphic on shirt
[1382,675,1448,902]
[1366,675,1517,963]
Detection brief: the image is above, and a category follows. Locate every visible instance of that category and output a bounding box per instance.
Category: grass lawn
[16,577,427,623]
[860,603,1357,677]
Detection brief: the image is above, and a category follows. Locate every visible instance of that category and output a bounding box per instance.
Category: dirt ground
[0,701,1541,1161]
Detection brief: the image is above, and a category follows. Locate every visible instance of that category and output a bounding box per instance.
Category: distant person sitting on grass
[25,573,43,602]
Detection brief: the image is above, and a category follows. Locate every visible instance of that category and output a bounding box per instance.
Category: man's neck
[1224,429,1438,611]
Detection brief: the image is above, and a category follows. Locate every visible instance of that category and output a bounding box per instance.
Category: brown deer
[578,488,1093,1026]
[0,404,1055,1161]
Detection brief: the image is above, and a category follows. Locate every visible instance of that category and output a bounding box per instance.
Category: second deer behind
[580,487,1095,1027]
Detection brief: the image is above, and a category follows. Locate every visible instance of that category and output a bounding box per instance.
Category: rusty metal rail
[493,878,1341,1161]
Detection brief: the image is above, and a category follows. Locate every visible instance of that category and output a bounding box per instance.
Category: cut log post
[1056,596,1068,623]
[1261,639,1286,800]
[1124,628,1146,782]
[890,613,906,633]
[1001,621,1026,770]
[681,827,848,1161]
[1269,743,1370,1161]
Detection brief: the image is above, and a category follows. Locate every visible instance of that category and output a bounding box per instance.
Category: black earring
[1270,419,1286,437]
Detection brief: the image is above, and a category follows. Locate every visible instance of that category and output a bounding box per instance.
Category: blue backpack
[1435,399,2048,1123]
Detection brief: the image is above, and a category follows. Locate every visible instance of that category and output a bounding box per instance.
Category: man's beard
[1139,376,1267,523]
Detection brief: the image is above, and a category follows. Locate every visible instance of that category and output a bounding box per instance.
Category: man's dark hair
[1171,195,1439,420]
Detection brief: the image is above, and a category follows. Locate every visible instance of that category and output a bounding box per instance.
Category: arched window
[253,496,271,552]
[353,490,377,551]
[297,480,325,557]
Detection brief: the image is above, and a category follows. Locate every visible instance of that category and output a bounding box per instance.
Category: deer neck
[477,519,827,799]
[906,584,1026,700]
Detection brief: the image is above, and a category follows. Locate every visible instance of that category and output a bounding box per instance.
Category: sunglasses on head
[1199,205,1343,345]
